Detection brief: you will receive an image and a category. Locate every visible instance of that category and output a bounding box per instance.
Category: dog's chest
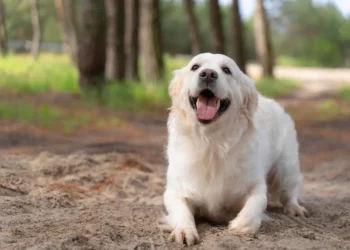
[182,151,248,221]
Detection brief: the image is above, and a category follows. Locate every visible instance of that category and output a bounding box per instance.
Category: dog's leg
[228,183,267,235]
[280,179,308,217]
[275,138,308,217]
[163,191,199,246]
[278,168,308,217]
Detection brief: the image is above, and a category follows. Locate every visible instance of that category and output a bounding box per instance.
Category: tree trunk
[54,0,79,66]
[140,0,164,83]
[209,0,224,54]
[31,0,41,60]
[232,0,246,73]
[105,0,125,81]
[0,0,7,56]
[154,0,163,76]
[125,0,140,81]
[183,0,201,55]
[254,0,274,77]
[78,0,106,90]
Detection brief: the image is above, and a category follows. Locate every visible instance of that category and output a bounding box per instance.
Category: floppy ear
[240,75,258,126]
[169,69,185,103]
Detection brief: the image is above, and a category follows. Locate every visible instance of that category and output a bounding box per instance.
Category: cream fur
[163,53,307,246]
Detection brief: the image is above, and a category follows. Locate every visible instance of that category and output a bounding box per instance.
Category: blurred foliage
[318,99,344,116]
[84,82,170,111]
[276,56,324,67]
[0,53,78,93]
[4,0,61,42]
[339,86,350,101]
[0,100,94,133]
[270,0,350,67]
[3,0,350,67]
[0,53,300,111]
[255,77,299,97]
[0,53,173,109]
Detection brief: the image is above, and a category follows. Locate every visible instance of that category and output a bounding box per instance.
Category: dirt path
[248,64,350,99]
[247,64,350,83]
[1,78,350,249]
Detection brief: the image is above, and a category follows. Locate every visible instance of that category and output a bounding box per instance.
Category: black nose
[199,69,218,82]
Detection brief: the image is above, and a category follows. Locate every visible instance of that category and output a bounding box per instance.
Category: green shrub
[339,86,350,101]
[256,77,300,97]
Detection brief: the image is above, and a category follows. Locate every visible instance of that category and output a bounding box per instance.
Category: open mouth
[189,89,230,124]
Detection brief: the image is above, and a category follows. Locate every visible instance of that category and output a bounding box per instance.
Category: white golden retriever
[162,53,308,246]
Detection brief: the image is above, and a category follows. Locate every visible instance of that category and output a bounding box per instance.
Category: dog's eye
[222,67,231,75]
[191,64,200,71]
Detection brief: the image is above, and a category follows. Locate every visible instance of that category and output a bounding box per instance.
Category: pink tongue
[196,97,217,120]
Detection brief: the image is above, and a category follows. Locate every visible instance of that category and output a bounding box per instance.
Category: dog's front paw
[284,203,309,217]
[169,226,199,246]
[228,216,261,236]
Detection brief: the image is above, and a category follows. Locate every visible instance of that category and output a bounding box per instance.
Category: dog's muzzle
[189,88,230,124]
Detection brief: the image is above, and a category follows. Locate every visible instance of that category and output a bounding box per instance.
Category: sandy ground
[1,69,350,249]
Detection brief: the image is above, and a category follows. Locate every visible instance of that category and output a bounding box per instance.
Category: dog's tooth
[197,97,201,105]
[216,99,220,110]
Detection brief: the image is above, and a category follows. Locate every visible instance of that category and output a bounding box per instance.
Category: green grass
[84,81,171,110]
[318,99,346,118]
[0,53,78,93]
[277,56,323,68]
[0,53,186,110]
[0,100,84,133]
[339,86,350,101]
[0,53,300,112]
[0,53,303,130]
[256,77,300,97]
[0,100,122,134]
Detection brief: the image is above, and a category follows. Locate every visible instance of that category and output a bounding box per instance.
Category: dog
[162,53,308,246]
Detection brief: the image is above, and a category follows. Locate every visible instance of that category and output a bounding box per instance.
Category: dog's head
[169,53,258,127]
